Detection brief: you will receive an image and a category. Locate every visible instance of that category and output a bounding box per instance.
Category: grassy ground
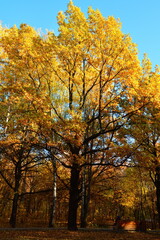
[0,229,159,240]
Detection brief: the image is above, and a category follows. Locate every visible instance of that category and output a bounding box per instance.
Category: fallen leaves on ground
[0,229,159,240]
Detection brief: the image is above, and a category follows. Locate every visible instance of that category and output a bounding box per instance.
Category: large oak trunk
[68,163,80,231]
[9,192,19,228]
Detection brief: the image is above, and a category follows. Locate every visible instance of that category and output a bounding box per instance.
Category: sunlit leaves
[0,1,159,171]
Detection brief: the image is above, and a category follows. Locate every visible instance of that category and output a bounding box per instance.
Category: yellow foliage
[0,1,160,167]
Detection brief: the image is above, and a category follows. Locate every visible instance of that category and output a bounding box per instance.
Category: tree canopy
[0,1,160,230]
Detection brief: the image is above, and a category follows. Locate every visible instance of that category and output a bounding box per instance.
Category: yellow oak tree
[1,1,159,230]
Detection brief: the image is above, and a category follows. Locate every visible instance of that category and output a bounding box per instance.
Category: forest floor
[0,229,159,240]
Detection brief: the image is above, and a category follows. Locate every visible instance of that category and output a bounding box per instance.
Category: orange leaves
[137,54,160,108]
[57,1,89,52]
[0,1,159,170]
[54,2,142,123]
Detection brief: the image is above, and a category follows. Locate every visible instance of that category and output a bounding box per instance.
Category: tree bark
[155,166,160,228]
[80,191,89,228]
[9,160,21,227]
[80,166,91,228]
[68,163,80,231]
[9,192,19,227]
[49,159,57,227]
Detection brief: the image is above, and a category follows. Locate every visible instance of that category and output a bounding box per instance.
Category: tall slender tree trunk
[81,167,87,228]
[68,163,80,231]
[80,166,91,228]
[155,166,160,228]
[49,159,57,227]
[9,161,21,227]
[80,188,89,228]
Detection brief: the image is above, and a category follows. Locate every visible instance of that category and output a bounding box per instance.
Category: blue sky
[1,0,160,67]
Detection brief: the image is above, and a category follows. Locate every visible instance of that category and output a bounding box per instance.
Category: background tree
[127,55,160,226]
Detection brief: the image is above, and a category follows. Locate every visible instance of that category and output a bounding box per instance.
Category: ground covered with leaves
[0,229,159,240]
